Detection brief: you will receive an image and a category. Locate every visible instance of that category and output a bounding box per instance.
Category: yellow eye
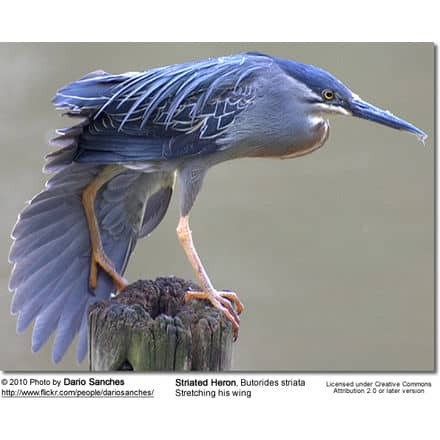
[322,89,334,100]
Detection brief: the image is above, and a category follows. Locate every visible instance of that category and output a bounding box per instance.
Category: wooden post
[88,277,234,371]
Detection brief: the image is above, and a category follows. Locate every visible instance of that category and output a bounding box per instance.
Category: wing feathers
[31,261,84,351]
[54,53,270,136]
[9,164,176,363]
[9,211,79,261]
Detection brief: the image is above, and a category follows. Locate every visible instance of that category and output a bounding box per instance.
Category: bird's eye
[322,89,334,100]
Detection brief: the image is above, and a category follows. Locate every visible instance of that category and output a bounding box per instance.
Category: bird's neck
[279,119,329,159]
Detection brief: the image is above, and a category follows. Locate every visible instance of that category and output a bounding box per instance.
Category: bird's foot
[89,247,128,292]
[184,289,244,339]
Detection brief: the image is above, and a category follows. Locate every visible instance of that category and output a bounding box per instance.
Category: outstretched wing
[9,163,174,363]
[52,53,273,164]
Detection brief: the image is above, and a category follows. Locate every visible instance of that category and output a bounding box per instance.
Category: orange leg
[176,215,244,339]
[82,165,128,292]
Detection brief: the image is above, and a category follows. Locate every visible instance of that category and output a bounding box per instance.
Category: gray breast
[278,120,329,159]
[239,119,328,159]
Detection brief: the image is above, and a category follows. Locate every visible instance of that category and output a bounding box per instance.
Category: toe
[217,296,240,325]
[220,292,244,314]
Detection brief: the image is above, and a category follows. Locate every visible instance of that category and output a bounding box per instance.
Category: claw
[184,290,243,339]
[214,291,244,315]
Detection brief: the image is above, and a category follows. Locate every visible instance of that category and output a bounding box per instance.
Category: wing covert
[52,53,274,163]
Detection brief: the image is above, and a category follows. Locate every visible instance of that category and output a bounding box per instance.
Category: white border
[0,1,438,438]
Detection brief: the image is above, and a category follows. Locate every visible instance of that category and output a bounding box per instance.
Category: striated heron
[8,52,427,363]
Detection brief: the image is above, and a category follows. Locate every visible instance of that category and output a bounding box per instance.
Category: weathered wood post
[88,277,235,371]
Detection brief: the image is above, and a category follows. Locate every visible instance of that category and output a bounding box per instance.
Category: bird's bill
[349,97,427,143]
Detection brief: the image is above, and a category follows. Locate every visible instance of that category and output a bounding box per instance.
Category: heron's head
[276,57,427,143]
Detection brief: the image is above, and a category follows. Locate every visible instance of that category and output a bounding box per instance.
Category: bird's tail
[9,159,175,363]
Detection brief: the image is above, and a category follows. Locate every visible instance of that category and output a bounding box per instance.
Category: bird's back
[51,53,274,166]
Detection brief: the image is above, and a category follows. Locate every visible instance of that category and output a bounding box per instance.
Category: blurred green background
[0,43,434,371]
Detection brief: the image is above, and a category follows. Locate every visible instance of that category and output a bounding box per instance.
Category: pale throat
[313,102,352,117]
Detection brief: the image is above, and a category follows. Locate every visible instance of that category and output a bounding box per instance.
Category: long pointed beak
[349,97,427,143]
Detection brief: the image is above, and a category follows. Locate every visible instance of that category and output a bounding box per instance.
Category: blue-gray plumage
[8,52,427,363]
